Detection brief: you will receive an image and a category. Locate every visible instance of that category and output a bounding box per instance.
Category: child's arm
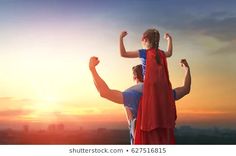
[163,33,173,57]
[89,57,124,104]
[120,31,139,58]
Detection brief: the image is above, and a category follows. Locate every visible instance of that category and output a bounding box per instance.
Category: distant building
[48,123,65,132]
[177,125,193,136]
[97,128,107,135]
[57,123,64,131]
[48,124,56,132]
[23,125,29,133]
[179,125,192,131]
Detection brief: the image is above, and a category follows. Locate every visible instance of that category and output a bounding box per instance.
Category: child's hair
[132,64,144,82]
[142,28,161,64]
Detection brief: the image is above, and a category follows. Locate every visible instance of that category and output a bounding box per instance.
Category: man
[89,56,191,144]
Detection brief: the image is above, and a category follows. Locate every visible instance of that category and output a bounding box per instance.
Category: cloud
[179,110,230,115]
[158,11,236,55]
[211,40,236,55]
[0,97,13,101]
[159,10,236,42]
[188,16,236,42]
[0,109,32,117]
[0,97,33,109]
[208,11,234,19]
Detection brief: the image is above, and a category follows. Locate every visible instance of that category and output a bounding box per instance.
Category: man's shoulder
[124,83,143,93]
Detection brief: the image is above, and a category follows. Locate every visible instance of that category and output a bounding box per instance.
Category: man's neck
[136,81,142,84]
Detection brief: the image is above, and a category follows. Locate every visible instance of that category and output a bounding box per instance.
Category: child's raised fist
[120,31,128,39]
[164,33,172,40]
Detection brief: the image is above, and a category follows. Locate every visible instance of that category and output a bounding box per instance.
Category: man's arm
[164,33,173,57]
[89,57,123,104]
[120,31,139,58]
[174,59,191,100]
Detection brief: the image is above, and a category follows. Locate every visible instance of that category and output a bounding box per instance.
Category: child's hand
[89,56,100,70]
[164,33,172,40]
[180,59,189,71]
[120,31,128,39]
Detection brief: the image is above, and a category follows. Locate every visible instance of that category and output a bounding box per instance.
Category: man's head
[132,64,143,83]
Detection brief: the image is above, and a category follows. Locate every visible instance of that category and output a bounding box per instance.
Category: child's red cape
[134,48,176,144]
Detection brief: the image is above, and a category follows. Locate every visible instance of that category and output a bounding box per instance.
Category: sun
[34,95,59,113]
[19,94,63,122]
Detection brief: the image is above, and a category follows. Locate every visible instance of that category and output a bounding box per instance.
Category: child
[120,30,173,77]
[119,29,176,144]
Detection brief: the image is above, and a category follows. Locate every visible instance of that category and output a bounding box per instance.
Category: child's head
[142,28,161,64]
[142,28,160,50]
[132,64,143,83]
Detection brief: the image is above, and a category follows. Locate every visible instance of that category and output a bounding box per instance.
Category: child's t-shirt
[139,49,165,78]
[138,49,147,77]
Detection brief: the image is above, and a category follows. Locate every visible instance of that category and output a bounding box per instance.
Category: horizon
[1,120,236,131]
[1,123,236,131]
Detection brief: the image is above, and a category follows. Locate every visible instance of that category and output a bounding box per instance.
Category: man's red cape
[134,48,176,144]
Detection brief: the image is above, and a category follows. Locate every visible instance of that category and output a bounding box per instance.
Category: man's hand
[89,56,100,70]
[180,59,190,71]
[120,31,128,39]
[164,33,172,40]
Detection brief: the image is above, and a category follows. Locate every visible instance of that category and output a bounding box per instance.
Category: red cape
[134,48,176,144]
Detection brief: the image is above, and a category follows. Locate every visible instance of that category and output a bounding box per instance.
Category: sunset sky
[0,0,235,130]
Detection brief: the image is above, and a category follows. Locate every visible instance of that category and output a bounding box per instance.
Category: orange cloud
[179,110,229,115]
[0,109,32,117]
